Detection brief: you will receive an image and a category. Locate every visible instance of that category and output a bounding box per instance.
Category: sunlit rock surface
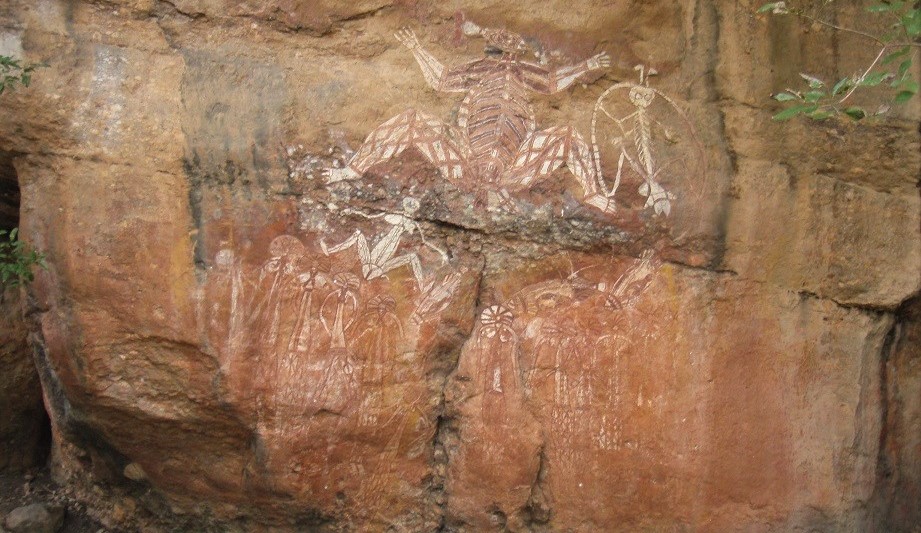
[0,0,918,530]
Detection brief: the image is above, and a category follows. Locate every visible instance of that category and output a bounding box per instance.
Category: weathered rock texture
[0,0,918,531]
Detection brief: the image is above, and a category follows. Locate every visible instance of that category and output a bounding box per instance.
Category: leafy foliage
[0,54,46,287]
[0,228,44,287]
[0,55,45,95]
[759,1,920,121]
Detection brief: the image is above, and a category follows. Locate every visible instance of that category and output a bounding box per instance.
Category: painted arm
[395,28,470,93]
[320,229,363,255]
[522,52,611,94]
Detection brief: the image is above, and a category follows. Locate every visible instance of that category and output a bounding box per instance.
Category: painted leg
[504,126,616,214]
[379,253,429,291]
[325,109,470,184]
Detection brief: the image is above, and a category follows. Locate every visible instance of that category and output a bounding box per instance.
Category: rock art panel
[298,20,708,224]
[445,252,663,529]
[201,198,475,526]
[209,19,712,528]
[592,66,707,220]
[445,254,889,531]
[4,2,911,531]
[323,24,619,214]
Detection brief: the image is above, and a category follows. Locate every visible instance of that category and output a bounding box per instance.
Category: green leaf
[772,107,803,121]
[831,77,852,96]
[897,59,912,81]
[860,72,889,87]
[894,90,915,103]
[772,104,816,121]
[0,226,45,288]
[774,92,798,101]
[881,46,910,66]
[804,90,825,102]
[758,2,787,13]
[800,73,825,89]
[844,106,867,120]
[806,109,832,120]
[868,2,904,12]
[902,9,921,37]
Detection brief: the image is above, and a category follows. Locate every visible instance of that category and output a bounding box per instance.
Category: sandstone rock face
[0,0,918,531]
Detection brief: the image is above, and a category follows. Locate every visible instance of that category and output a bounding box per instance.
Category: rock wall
[0,0,918,531]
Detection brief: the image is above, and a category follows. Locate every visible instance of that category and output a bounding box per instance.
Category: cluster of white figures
[208,22,702,504]
[293,24,703,217]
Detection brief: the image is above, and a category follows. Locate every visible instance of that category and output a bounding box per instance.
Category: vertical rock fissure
[869,306,898,526]
[431,252,484,531]
[1,153,52,473]
[693,0,736,271]
[870,296,921,530]
[0,150,20,233]
[522,444,551,528]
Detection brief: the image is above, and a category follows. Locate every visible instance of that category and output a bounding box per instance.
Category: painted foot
[639,180,675,216]
[323,166,360,184]
[584,193,617,214]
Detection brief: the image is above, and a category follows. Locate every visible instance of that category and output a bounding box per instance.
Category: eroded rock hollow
[1,0,919,531]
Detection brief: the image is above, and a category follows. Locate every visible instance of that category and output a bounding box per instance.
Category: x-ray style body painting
[205,17,710,523]
[324,24,624,213]
[204,209,464,517]
[446,252,667,523]
[591,66,707,218]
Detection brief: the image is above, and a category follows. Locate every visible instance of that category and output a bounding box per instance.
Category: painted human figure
[324,24,618,213]
[601,66,677,215]
[310,272,361,413]
[320,197,448,291]
[253,235,307,354]
[474,305,522,423]
[212,248,247,368]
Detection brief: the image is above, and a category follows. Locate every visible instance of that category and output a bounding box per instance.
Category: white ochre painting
[287,21,704,216]
[206,21,706,509]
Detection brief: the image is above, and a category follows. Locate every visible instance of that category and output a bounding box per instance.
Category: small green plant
[0,55,45,95]
[0,228,45,287]
[759,1,920,121]
[0,54,47,288]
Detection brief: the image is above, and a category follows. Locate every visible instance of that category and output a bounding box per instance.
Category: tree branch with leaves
[0,55,44,95]
[0,55,46,288]
[759,1,920,121]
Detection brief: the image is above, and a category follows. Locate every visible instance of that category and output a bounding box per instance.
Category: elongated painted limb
[395,28,471,93]
[412,271,462,325]
[503,125,616,213]
[320,230,372,266]
[324,110,470,185]
[379,252,429,291]
[521,52,611,94]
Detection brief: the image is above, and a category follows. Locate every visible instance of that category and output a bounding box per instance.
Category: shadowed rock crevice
[0,151,19,232]
[0,154,51,474]
[0,287,51,474]
[521,445,552,528]
[872,296,921,532]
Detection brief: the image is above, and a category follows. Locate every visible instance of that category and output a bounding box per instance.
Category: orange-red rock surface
[0,0,918,531]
